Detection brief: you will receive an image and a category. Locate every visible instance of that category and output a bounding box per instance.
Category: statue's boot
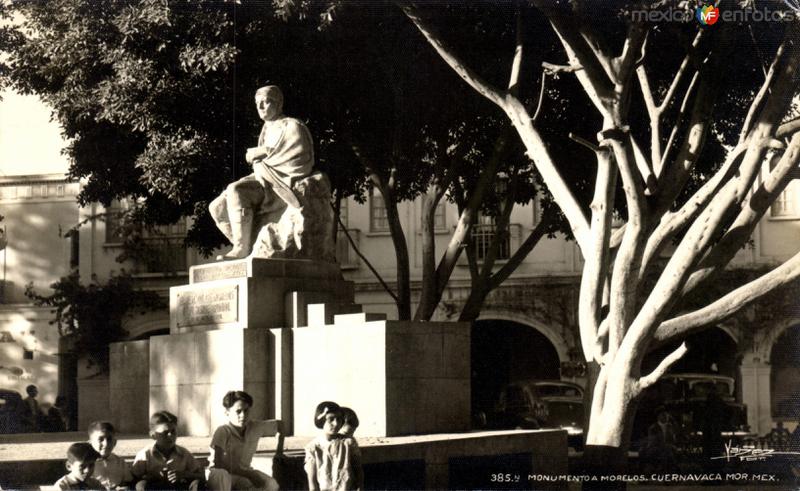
[218,208,254,261]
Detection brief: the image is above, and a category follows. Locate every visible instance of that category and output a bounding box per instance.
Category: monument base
[293,318,471,437]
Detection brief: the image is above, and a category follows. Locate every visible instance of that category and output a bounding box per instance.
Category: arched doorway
[771,324,800,420]
[642,327,738,378]
[471,319,561,416]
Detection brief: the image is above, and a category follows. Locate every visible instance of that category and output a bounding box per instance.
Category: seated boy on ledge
[131,411,205,490]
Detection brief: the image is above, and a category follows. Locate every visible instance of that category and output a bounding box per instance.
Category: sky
[0,89,70,177]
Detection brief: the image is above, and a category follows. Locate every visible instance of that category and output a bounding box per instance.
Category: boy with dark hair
[208,390,283,491]
[54,442,103,490]
[88,420,133,489]
[131,411,204,490]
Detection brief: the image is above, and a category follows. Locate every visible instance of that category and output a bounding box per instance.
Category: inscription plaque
[192,262,248,283]
[176,285,239,327]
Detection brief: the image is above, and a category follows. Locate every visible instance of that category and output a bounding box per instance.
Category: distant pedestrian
[45,396,68,432]
[304,401,363,491]
[22,384,43,432]
[640,408,678,473]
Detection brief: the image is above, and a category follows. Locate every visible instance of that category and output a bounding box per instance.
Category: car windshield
[689,380,733,398]
[534,384,582,398]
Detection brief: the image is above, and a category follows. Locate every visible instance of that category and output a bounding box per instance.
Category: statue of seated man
[210,85,328,261]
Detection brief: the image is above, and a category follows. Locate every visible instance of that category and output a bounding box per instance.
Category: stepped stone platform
[0,429,568,490]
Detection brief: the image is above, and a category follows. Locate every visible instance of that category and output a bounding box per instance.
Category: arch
[760,317,800,364]
[124,315,170,341]
[476,309,570,363]
[470,317,564,419]
[769,324,800,420]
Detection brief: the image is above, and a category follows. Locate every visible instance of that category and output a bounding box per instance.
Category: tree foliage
[8,0,570,322]
[25,271,163,370]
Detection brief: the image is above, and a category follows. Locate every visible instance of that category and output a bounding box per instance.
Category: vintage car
[0,389,25,434]
[633,373,749,447]
[481,379,585,448]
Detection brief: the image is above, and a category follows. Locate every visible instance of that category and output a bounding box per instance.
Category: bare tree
[399,0,800,465]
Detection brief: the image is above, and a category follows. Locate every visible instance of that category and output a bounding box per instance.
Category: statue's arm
[245,145,269,165]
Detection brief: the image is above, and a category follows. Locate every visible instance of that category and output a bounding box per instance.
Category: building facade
[0,174,80,408]
[2,167,798,436]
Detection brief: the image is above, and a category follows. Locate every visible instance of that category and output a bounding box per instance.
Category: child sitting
[88,420,133,490]
[208,390,283,491]
[131,411,204,490]
[304,401,363,491]
[339,407,359,437]
[54,442,104,490]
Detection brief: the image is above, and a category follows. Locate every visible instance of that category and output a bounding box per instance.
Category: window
[105,203,125,243]
[133,240,188,274]
[771,180,800,218]
[23,350,34,360]
[105,201,188,273]
[369,190,389,232]
[0,186,14,200]
[471,213,510,261]
[67,230,79,269]
[57,185,65,197]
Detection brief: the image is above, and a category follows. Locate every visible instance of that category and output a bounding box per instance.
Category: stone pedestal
[171,258,354,333]
[110,340,150,433]
[293,318,471,437]
[111,257,472,439]
[149,328,276,436]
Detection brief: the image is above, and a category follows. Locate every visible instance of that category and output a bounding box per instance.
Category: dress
[304,435,362,491]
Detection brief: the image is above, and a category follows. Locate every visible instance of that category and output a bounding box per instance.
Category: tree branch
[658,30,704,114]
[655,250,800,345]
[683,132,800,293]
[334,210,398,303]
[578,146,616,361]
[489,205,555,291]
[401,2,593,253]
[638,342,688,391]
[398,3,507,108]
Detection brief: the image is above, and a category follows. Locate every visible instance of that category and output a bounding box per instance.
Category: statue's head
[255,85,284,121]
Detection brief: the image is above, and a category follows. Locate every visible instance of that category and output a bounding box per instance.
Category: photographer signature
[711,441,800,462]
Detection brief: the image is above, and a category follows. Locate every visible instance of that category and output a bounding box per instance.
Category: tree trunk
[415,192,440,321]
[457,283,490,322]
[581,363,640,489]
[385,196,411,320]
